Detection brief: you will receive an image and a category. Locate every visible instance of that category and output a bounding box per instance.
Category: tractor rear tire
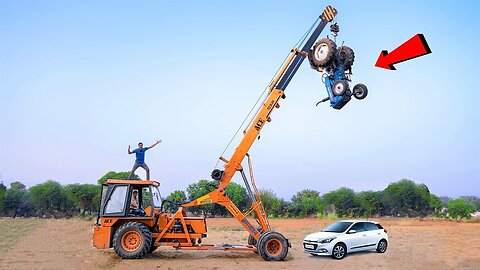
[257,231,289,261]
[333,80,349,96]
[308,38,337,69]
[338,46,355,70]
[353,83,368,100]
[113,222,152,259]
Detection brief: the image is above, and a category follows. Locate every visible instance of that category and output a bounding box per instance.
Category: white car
[303,220,388,259]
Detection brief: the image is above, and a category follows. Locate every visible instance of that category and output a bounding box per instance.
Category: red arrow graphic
[375,34,431,70]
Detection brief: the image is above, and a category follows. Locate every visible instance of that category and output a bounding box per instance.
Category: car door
[346,222,368,252]
[364,222,382,248]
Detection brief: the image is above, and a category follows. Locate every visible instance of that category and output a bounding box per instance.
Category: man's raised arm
[128,145,133,154]
[149,139,161,149]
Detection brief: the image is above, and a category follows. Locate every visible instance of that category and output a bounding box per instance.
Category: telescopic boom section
[182,6,337,238]
[220,6,337,189]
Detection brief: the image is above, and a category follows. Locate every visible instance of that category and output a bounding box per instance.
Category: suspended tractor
[93,5,344,261]
[309,24,368,109]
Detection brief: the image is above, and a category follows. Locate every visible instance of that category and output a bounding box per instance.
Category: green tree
[382,179,430,216]
[322,187,358,217]
[64,184,100,215]
[98,171,139,185]
[29,180,69,213]
[429,194,442,213]
[460,196,480,212]
[291,189,323,217]
[164,190,186,213]
[447,198,475,220]
[3,181,29,216]
[259,189,284,217]
[356,190,382,217]
[0,182,7,214]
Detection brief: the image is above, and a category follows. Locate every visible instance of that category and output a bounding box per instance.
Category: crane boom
[182,5,337,242]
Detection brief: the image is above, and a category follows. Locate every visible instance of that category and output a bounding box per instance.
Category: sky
[1,0,479,199]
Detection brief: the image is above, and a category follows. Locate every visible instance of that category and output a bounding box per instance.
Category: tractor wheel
[257,231,289,261]
[333,80,349,96]
[337,46,355,70]
[308,38,337,69]
[113,222,152,259]
[353,83,368,100]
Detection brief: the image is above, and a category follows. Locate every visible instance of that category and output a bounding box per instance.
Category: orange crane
[93,5,337,261]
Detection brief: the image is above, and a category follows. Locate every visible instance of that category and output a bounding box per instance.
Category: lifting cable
[213,18,321,170]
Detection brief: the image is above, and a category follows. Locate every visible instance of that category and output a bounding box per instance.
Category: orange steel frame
[181,49,302,241]
[95,5,336,254]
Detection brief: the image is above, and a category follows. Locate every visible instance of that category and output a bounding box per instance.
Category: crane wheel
[248,234,257,246]
[148,243,158,253]
[308,38,337,69]
[113,222,152,259]
[332,80,349,96]
[353,83,368,100]
[257,231,289,261]
[337,46,355,70]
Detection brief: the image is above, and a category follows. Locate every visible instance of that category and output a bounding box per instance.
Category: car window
[350,222,365,232]
[376,223,384,230]
[322,222,353,233]
[365,222,379,231]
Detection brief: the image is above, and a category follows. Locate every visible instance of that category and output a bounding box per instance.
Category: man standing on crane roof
[127,139,161,180]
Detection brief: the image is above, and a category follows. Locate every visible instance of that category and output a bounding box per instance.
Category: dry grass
[0,217,44,259]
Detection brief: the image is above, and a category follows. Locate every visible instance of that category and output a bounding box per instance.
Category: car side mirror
[348,229,357,234]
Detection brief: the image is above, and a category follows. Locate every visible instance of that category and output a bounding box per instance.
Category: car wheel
[333,80,348,96]
[353,83,368,100]
[376,239,388,253]
[332,243,347,260]
[308,38,337,69]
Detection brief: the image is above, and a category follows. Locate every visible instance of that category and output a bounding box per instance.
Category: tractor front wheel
[113,222,152,259]
[333,80,349,96]
[353,83,368,100]
[257,231,289,261]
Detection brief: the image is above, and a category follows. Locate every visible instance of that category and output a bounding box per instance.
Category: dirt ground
[0,218,479,270]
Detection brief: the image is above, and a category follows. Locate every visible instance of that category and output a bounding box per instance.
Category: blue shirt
[133,147,149,164]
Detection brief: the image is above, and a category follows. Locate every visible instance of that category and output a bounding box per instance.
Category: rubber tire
[257,231,289,261]
[113,222,152,259]
[331,243,347,260]
[353,83,368,100]
[248,234,257,246]
[308,38,337,68]
[148,243,158,253]
[337,46,355,70]
[247,227,263,246]
[333,80,348,96]
[376,239,388,253]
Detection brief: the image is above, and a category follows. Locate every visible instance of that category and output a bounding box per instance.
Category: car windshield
[322,222,353,233]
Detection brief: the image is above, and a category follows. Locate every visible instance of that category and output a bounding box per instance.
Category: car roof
[105,179,160,187]
[339,220,379,224]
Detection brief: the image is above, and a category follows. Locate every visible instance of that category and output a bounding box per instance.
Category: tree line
[0,172,478,220]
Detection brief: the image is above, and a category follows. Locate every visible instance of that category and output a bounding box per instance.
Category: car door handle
[363,234,367,237]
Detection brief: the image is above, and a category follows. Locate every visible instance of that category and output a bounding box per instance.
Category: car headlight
[320,237,336,244]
